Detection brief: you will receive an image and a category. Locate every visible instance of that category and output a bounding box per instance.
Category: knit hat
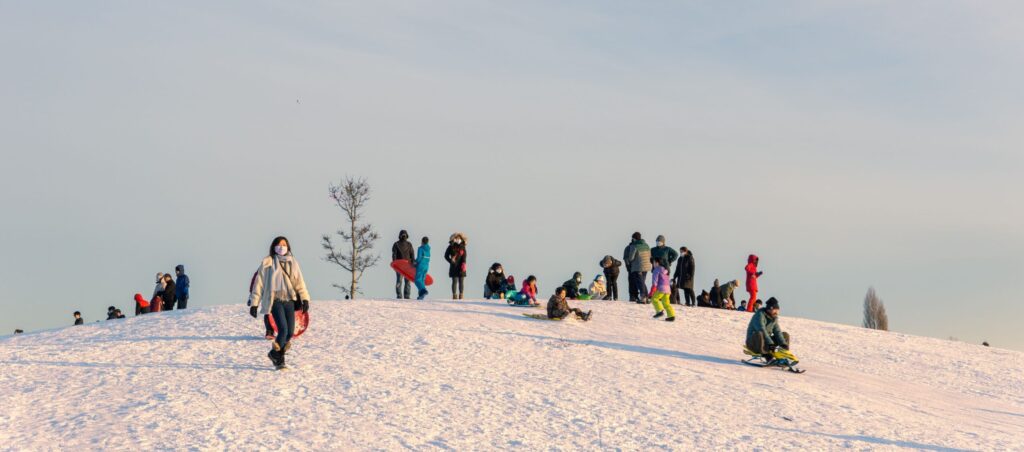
[656,235,666,245]
[766,297,779,310]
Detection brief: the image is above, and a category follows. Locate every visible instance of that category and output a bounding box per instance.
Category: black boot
[653,311,665,319]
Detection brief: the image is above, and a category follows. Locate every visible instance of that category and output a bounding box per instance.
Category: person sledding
[547,287,591,321]
[744,297,802,372]
[562,272,584,299]
[509,275,540,306]
[484,263,510,299]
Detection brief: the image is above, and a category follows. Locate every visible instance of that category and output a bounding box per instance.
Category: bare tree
[322,177,380,298]
[862,287,889,331]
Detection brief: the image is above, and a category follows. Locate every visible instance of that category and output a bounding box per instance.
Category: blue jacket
[416,244,431,270]
[175,265,190,298]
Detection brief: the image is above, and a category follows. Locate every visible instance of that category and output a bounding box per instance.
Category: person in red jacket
[745,254,763,312]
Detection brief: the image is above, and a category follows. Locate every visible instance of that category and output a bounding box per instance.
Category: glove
[249,306,258,318]
[299,300,309,313]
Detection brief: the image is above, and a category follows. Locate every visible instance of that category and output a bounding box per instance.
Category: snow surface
[1,299,1021,450]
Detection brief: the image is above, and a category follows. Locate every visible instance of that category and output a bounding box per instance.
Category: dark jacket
[562,272,583,299]
[600,256,621,280]
[444,243,467,278]
[624,239,652,273]
[162,280,177,310]
[392,239,415,262]
[720,281,739,302]
[485,266,507,294]
[673,253,695,289]
[747,308,785,347]
[74,318,83,325]
[175,265,190,299]
[547,294,570,319]
[651,245,678,270]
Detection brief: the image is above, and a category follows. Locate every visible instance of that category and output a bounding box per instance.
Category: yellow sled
[743,346,804,373]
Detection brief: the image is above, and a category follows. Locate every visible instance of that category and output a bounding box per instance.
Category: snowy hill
[1,299,1021,450]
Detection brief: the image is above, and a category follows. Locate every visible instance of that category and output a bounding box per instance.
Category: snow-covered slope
[1,299,1021,450]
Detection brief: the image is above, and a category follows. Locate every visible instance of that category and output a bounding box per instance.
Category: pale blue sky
[2,1,1022,349]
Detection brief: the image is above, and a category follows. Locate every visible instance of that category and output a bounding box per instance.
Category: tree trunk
[350,216,357,297]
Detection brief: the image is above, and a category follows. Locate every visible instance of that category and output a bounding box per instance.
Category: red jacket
[134,293,150,308]
[745,254,760,292]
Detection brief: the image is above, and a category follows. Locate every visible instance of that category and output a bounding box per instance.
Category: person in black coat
[673,247,696,306]
[444,233,468,299]
[161,274,177,311]
[484,263,508,299]
[599,255,621,300]
[391,230,415,299]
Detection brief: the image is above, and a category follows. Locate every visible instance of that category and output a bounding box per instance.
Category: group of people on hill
[132,265,190,315]
[70,265,190,326]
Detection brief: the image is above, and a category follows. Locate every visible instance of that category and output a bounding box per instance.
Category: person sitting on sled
[547,287,591,321]
[484,263,509,299]
[562,272,583,299]
[745,297,789,359]
[588,275,607,300]
[509,275,540,306]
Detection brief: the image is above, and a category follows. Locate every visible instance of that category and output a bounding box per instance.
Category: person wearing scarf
[248,236,311,370]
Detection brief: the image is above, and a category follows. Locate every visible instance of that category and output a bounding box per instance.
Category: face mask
[275,245,288,256]
[454,240,461,245]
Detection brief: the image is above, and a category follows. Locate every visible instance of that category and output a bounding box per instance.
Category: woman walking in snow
[248,236,311,370]
[444,233,468,299]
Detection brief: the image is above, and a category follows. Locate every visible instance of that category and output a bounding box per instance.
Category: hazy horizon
[1,1,1022,349]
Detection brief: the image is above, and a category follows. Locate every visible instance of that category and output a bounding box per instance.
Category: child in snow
[745,254,763,312]
[599,255,621,300]
[648,259,676,321]
[547,287,591,321]
[248,236,311,370]
[562,272,583,299]
[485,263,508,299]
[589,275,607,300]
[745,297,789,358]
[73,311,83,326]
[509,275,540,306]
[414,237,431,300]
[737,300,747,312]
[133,294,151,315]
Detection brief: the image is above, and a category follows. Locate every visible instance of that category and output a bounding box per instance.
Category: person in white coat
[248,236,311,370]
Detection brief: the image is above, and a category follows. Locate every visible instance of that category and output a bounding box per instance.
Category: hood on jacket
[747,254,759,265]
[399,230,409,241]
[573,271,582,282]
[656,235,666,246]
[449,232,468,245]
[489,262,503,273]
[175,264,185,273]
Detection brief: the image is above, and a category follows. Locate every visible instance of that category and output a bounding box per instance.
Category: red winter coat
[134,293,150,308]
[745,254,760,293]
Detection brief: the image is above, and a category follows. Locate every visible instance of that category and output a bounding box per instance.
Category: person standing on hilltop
[745,254,763,312]
[444,233,468,300]
[599,255,621,300]
[674,247,696,307]
[73,311,84,326]
[623,232,652,303]
[175,265,190,309]
[248,236,311,370]
[392,230,415,299]
[160,274,177,311]
[415,236,431,300]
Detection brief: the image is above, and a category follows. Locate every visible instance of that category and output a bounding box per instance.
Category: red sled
[390,259,433,286]
[268,310,310,338]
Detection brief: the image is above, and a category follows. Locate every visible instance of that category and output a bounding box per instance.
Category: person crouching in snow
[589,275,607,300]
[648,259,676,321]
[248,236,311,370]
[485,263,508,299]
[133,294,151,315]
[547,287,591,321]
[414,237,431,300]
[562,272,583,299]
[745,297,789,359]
